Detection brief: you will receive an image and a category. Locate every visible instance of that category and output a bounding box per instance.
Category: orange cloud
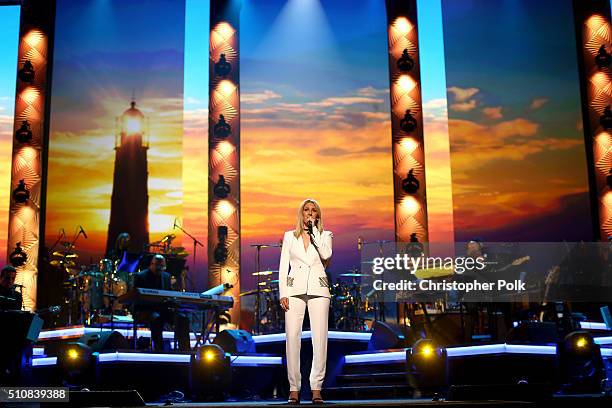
[483,106,503,119]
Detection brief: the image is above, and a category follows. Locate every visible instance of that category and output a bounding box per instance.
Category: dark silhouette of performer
[18,60,35,83]
[214,53,232,77]
[601,105,612,130]
[133,255,190,351]
[0,265,22,311]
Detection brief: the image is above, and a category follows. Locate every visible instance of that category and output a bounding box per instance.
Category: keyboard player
[132,254,190,351]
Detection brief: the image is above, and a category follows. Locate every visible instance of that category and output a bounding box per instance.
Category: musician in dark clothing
[133,255,190,351]
[0,265,23,311]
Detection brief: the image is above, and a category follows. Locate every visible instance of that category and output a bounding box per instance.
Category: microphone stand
[174,220,204,289]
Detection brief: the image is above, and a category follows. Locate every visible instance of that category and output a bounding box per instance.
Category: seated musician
[0,265,23,311]
[133,255,190,351]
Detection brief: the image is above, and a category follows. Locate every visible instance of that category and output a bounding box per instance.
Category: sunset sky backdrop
[0,0,602,305]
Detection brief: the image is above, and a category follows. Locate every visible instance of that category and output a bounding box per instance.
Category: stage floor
[152,399,532,407]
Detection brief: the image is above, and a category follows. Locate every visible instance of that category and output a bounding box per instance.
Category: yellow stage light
[204,350,216,362]
[218,80,235,97]
[217,200,234,219]
[401,196,420,215]
[421,345,434,357]
[20,87,39,105]
[67,349,79,360]
[394,17,412,36]
[397,75,416,93]
[575,337,588,349]
[400,137,418,153]
[214,22,235,40]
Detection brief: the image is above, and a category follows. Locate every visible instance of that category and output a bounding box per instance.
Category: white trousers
[285,295,330,391]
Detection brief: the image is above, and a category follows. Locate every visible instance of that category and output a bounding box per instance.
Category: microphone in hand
[307,220,314,235]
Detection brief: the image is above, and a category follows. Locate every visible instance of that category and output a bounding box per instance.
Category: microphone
[79,225,88,239]
[307,220,314,235]
[173,218,178,229]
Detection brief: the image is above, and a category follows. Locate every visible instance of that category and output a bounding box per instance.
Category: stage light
[9,242,27,267]
[600,106,612,130]
[15,120,33,143]
[57,342,96,387]
[214,114,232,138]
[214,54,232,77]
[213,175,231,199]
[216,140,235,157]
[397,75,416,93]
[216,200,234,219]
[401,169,420,195]
[23,29,44,48]
[190,344,231,400]
[595,45,611,70]
[214,22,235,41]
[12,180,30,204]
[397,49,415,72]
[399,109,417,133]
[556,331,604,393]
[17,59,35,83]
[400,137,418,153]
[20,87,39,105]
[406,339,448,396]
[401,196,420,215]
[218,80,235,97]
[394,17,412,36]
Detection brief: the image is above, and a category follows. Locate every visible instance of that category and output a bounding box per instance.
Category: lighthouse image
[106,99,150,255]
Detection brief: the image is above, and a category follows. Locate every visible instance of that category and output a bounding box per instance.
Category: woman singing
[279,199,333,404]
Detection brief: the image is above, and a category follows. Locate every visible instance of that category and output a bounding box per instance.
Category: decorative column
[208,0,242,326]
[7,0,56,311]
[385,0,428,243]
[573,0,612,240]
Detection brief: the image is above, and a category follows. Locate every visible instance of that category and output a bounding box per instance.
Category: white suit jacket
[278,228,333,299]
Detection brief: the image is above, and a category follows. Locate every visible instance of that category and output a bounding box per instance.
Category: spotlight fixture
[9,242,27,267]
[595,45,611,70]
[400,109,417,133]
[214,114,232,138]
[214,53,232,77]
[17,59,35,83]
[213,175,231,199]
[57,342,96,387]
[214,226,229,264]
[600,105,612,130]
[401,169,420,194]
[556,331,604,393]
[15,120,33,143]
[12,179,30,204]
[406,339,448,396]
[397,48,415,72]
[190,344,231,400]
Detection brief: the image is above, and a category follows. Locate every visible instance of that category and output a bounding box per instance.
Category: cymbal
[257,279,279,286]
[239,288,273,296]
[339,273,371,277]
[252,270,278,276]
[52,251,78,258]
[249,243,281,248]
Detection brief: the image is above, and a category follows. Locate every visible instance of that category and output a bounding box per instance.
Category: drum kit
[54,246,130,325]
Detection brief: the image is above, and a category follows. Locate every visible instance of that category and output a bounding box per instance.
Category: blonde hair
[294,198,324,238]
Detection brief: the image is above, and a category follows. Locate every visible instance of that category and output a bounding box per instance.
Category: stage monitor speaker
[506,321,558,344]
[76,330,129,351]
[43,390,146,407]
[213,329,255,354]
[368,321,417,350]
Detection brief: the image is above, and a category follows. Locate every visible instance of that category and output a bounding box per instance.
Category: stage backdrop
[45,0,185,268]
[442,0,594,241]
